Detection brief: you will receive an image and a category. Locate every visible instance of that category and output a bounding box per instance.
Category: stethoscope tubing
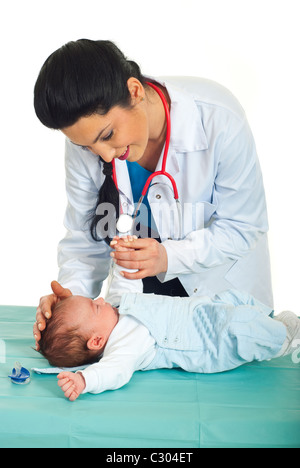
[110,81,182,236]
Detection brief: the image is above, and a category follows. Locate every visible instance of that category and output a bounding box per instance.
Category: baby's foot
[274,311,300,357]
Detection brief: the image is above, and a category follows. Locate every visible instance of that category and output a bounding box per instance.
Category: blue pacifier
[9,361,31,385]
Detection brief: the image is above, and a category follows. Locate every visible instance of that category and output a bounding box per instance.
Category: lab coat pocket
[224,235,273,307]
[182,201,217,236]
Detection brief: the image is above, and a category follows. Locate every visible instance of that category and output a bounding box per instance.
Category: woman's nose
[90,143,115,162]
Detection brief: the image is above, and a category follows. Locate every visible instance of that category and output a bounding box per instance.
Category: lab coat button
[163,337,168,343]
[194,288,198,293]
[156,194,162,199]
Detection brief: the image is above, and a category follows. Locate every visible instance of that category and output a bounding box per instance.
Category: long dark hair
[34,39,146,244]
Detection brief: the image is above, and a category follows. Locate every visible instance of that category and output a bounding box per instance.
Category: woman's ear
[87,334,105,351]
[127,77,144,104]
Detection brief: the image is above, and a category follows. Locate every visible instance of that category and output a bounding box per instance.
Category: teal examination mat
[0,304,299,448]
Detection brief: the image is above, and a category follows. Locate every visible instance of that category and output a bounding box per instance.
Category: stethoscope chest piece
[116,214,134,235]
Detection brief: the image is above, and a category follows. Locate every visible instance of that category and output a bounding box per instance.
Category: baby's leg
[194,303,287,373]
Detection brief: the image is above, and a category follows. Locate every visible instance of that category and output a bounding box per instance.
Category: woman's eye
[101,131,114,142]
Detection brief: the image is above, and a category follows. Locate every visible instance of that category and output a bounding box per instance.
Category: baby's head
[39,296,119,368]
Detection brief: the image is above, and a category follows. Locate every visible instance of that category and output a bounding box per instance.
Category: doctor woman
[33,39,273,342]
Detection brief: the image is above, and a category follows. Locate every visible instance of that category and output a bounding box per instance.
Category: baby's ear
[87,335,105,351]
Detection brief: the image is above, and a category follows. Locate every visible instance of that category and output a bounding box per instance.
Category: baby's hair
[38,300,100,368]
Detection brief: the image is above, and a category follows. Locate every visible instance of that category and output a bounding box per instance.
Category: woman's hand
[57,371,86,401]
[110,237,168,280]
[34,281,72,350]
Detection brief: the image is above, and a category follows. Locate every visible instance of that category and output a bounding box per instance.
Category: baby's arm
[57,359,135,401]
[57,316,155,400]
[104,236,143,306]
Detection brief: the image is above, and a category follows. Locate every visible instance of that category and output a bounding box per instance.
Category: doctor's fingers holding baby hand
[110,235,137,252]
[111,238,168,279]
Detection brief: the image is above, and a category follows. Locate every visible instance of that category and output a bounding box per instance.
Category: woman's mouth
[118,146,130,161]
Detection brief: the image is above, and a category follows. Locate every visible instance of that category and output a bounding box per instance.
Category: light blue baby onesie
[119,289,286,374]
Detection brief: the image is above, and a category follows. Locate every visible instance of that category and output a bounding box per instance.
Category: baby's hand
[110,235,137,252]
[57,371,86,401]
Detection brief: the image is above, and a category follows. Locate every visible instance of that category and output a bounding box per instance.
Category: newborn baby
[38,286,300,402]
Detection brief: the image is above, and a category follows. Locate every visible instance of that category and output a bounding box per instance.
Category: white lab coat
[57,76,273,307]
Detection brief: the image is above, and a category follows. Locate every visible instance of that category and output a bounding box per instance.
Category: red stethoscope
[111,82,180,234]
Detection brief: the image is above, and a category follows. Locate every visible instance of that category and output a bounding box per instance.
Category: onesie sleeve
[104,262,143,307]
[81,351,138,394]
[80,315,155,394]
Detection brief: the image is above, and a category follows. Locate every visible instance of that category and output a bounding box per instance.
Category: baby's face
[61,296,119,341]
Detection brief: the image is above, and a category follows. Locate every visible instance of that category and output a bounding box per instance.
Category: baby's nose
[95,297,105,305]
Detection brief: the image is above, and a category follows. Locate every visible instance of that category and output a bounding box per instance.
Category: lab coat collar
[150,76,209,153]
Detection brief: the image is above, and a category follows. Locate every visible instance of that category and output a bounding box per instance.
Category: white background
[0,0,299,312]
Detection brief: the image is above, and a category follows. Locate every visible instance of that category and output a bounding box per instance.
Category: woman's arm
[163,119,269,280]
[112,119,268,280]
[57,139,111,297]
[35,140,110,347]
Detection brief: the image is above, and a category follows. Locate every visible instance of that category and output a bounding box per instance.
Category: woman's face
[61,102,150,164]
